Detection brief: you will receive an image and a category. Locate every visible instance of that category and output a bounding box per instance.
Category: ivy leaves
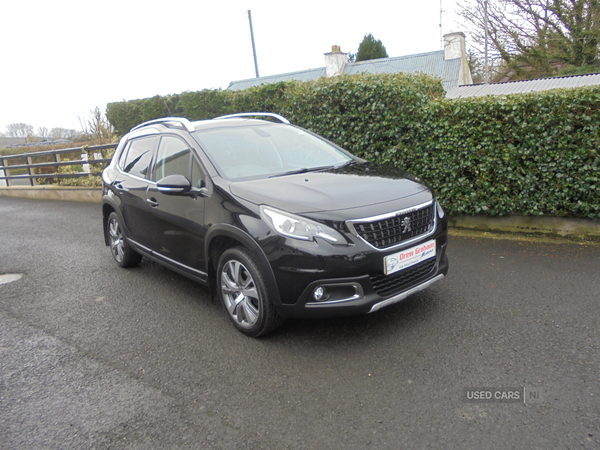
[106,74,599,220]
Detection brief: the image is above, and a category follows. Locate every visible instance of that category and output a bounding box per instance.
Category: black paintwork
[102,118,448,319]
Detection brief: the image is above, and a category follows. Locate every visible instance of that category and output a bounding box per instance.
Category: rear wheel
[107,212,142,268]
[217,247,281,337]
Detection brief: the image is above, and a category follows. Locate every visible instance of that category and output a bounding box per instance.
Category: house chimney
[324,45,347,77]
[443,32,473,86]
[444,32,467,60]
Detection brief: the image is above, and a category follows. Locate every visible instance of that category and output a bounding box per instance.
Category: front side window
[154,136,191,181]
[119,136,156,179]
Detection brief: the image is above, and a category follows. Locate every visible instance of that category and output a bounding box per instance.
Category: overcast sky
[0,0,464,135]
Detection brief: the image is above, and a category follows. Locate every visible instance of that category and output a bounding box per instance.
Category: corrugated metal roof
[446,73,600,98]
[226,68,325,91]
[227,50,462,92]
[344,51,461,91]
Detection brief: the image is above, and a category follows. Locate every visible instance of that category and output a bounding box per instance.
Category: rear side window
[119,136,157,179]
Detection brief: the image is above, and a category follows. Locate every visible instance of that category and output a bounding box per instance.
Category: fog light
[313,287,325,301]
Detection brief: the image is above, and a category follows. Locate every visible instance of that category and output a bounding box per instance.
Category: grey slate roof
[227,50,462,92]
[446,73,600,98]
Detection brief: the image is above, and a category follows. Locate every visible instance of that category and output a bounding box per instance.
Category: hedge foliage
[106,73,599,220]
[399,90,600,220]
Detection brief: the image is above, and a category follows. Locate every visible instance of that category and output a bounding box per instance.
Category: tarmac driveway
[0,196,598,449]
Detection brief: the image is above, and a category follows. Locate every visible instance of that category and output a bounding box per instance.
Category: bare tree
[49,127,81,140]
[6,123,34,138]
[79,107,114,143]
[64,129,83,139]
[50,128,66,140]
[37,126,49,139]
[458,0,600,80]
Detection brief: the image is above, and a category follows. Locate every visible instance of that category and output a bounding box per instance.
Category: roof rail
[130,117,195,133]
[213,112,291,125]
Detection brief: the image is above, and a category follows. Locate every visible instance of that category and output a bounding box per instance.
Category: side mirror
[157,174,192,195]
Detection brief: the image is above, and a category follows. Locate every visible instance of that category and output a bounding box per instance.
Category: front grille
[351,204,434,249]
[370,258,436,298]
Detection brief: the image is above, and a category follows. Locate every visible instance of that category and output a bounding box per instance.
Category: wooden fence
[0,144,117,186]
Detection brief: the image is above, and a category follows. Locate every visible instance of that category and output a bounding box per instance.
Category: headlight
[260,206,346,244]
[436,201,445,219]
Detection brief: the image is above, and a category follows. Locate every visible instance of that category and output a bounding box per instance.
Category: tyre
[107,212,142,268]
[217,247,282,337]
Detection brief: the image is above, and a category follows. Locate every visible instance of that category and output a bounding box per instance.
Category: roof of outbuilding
[446,72,600,98]
[227,50,463,92]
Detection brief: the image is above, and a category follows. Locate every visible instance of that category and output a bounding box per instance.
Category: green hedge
[396,90,600,219]
[105,74,599,220]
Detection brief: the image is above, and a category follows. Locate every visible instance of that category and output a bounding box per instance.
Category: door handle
[147,197,159,208]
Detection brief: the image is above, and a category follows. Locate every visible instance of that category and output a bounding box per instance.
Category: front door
[145,135,208,278]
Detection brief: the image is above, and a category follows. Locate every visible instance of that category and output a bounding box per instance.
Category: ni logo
[401,216,412,233]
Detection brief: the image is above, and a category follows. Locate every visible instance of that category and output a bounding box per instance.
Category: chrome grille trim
[346,200,436,251]
[369,274,445,314]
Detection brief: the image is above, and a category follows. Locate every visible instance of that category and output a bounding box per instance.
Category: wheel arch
[101,200,117,246]
[101,197,130,247]
[205,224,282,306]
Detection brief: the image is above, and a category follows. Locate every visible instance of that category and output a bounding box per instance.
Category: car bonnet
[228,164,431,215]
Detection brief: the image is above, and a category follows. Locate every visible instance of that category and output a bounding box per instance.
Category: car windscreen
[192,124,353,180]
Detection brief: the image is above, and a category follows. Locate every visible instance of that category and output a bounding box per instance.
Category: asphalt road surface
[0,196,598,449]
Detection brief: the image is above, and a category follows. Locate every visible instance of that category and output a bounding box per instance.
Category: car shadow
[268,289,446,344]
[138,259,446,346]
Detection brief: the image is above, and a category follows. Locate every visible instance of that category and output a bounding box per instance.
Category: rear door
[115,135,158,250]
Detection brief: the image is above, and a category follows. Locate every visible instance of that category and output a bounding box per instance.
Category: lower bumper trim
[368,274,445,314]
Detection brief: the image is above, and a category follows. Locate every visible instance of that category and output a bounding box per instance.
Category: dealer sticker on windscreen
[384,240,436,276]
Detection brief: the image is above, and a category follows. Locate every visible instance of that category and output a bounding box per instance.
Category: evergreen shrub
[105,74,599,219]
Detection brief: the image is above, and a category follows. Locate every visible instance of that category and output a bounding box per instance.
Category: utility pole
[440,0,444,50]
[484,0,489,84]
[247,10,260,78]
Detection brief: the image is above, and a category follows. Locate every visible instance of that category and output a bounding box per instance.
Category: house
[227,32,473,93]
[0,137,28,149]
[445,72,600,98]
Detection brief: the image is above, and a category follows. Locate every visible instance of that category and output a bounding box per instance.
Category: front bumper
[272,240,449,319]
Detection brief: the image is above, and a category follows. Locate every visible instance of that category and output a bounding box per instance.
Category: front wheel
[217,247,282,337]
[107,212,142,268]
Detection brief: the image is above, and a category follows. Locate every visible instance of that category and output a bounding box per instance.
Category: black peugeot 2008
[102,113,448,337]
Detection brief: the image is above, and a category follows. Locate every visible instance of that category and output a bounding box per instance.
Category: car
[101,113,448,337]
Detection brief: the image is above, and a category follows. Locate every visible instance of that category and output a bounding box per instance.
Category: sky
[0,0,464,135]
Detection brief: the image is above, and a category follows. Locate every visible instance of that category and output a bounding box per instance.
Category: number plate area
[383,240,436,276]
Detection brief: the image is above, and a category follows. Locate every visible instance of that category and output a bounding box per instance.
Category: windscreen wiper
[334,160,360,169]
[268,165,334,178]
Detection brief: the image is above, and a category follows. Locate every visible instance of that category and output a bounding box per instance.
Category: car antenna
[162,96,173,116]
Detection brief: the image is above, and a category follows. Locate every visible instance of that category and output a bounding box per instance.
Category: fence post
[26,156,36,186]
[0,160,6,187]
[81,152,90,174]
[0,157,9,187]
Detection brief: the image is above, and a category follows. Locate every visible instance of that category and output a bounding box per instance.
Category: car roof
[129,113,290,135]
[191,118,285,132]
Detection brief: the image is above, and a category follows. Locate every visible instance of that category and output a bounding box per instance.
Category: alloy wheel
[108,217,125,263]
[220,260,260,329]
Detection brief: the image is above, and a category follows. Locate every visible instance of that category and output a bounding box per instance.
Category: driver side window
[154,136,191,181]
